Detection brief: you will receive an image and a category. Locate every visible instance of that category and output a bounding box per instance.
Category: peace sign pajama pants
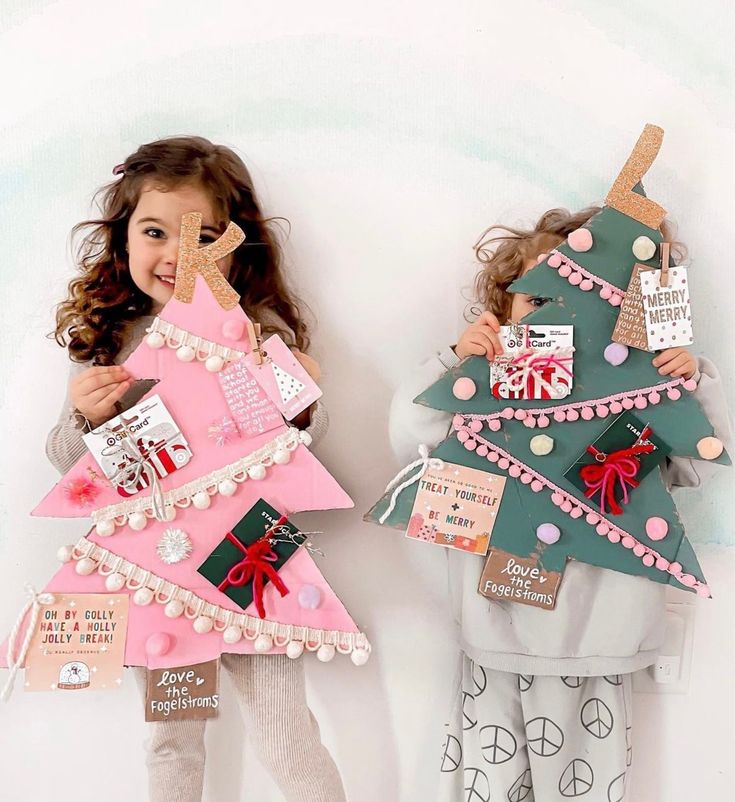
[438,653,633,802]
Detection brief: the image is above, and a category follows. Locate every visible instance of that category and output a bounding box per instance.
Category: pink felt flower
[207,416,240,447]
[63,477,100,507]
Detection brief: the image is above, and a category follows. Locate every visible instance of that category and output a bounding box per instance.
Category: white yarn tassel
[2,585,56,702]
[378,444,444,524]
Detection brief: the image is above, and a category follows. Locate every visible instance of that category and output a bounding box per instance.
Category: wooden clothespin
[246,320,263,365]
[659,242,670,288]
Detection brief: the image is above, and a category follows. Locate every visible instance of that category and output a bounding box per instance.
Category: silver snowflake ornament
[156,528,192,564]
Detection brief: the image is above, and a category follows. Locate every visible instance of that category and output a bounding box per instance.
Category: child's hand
[292,350,321,383]
[651,347,697,379]
[70,366,131,428]
[455,311,504,360]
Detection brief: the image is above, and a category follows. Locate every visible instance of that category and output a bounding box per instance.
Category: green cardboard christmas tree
[367,125,729,608]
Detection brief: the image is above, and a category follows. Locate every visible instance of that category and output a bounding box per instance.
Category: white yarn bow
[378,444,445,524]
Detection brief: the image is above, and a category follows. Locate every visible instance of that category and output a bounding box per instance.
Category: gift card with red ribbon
[197,499,301,615]
[564,412,671,515]
[490,324,574,400]
[82,394,192,498]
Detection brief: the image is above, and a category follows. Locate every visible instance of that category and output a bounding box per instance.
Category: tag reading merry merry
[639,267,693,350]
[478,549,562,610]
[145,659,220,722]
[25,594,129,692]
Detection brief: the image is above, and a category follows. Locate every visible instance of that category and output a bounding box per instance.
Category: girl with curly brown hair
[47,136,345,802]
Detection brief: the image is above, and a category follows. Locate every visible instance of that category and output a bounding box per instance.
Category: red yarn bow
[580,426,655,515]
[217,521,290,618]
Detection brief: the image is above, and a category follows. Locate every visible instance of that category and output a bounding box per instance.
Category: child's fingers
[100,380,132,408]
[477,311,501,332]
[467,331,498,358]
[76,366,129,394]
[85,380,130,410]
[474,325,504,357]
[655,352,688,376]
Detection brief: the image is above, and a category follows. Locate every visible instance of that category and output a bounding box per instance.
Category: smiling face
[126,182,232,311]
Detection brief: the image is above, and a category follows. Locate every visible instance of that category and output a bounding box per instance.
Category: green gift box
[197,499,300,611]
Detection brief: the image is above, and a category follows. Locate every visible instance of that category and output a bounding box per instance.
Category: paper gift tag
[82,394,192,498]
[218,359,282,438]
[639,267,693,349]
[612,264,655,352]
[245,335,322,420]
[25,594,128,692]
[478,549,563,610]
[407,462,506,556]
[145,659,220,722]
[490,325,574,400]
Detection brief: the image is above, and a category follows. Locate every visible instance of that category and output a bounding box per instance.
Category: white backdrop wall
[0,2,733,801]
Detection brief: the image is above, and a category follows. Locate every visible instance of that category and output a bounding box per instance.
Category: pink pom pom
[655,557,670,571]
[567,228,593,252]
[648,392,661,405]
[607,530,621,543]
[642,554,655,567]
[634,396,648,410]
[145,632,173,657]
[514,409,527,421]
[523,417,537,429]
[498,458,510,470]
[666,387,681,401]
[610,294,623,307]
[452,414,464,429]
[553,410,567,422]
[683,379,697,392]
[595,405,609,418]
[679,574,697,588]
[668,562,682,575]
[586,512,600,525]
[463,439,477,451]
[469,419,483,433]
[559,265,572,278]
[535,252,549,264]
[560,500,573,513]
[604,342,629,366]
[696,585,711,598]
[509,465,522,478]
[566,409,580,422]
[476,445,489,457]
[487,451,499,463]
[610,401,623,414]
[548,253,562,268]
[501,407,515,420]
[457,430,469,443]
[453,377,477,401]
[530,480,544,492]
[621,397,635,410]
[568,272,583,286]
[621,536,635,549]
[63,476,100,507]
[645,516,669,541]
[520,472,533,485]
[579,279,594,291]
[488,419,502,431]
[551,493,565,506]
[596,522,610,535]
[633,544,646,557]
[580,406,595,421]
[537,415,550,428]
[222,319,245,341]
[570,507,583,519]
[599,286,613,300]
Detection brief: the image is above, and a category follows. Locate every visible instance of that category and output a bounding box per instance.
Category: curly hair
[472,207,684,324]
[54,136,310,364]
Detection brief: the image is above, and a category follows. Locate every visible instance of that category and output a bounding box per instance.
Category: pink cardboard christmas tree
[2,213,370,696]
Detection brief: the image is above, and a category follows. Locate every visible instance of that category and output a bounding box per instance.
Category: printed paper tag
[612,264,654,352]
[478,549,562,610]
[145,659,220,722]
[83,394,192,498]
[245,335,322,420]
[490,325,574,400]
[218,360,282,437]
[407,462,506,555]
[639,267,693,349]
[25,594,128,692]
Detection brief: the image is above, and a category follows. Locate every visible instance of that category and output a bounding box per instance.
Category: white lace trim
[71,537,371,656]
[92,428,305,528]
[145,317,246,362]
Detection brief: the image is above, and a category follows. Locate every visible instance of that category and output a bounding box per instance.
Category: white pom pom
[192,491,211,510]
[57,545,74,563]
[529,434,555,457]
[253,633,273,652]
[162,505,177,522]
[223,626,242,644]
[286,641,304,659]
[205,355,225,373]
[164,600,185,618]
[218,479,237,497]
[247,464,266,481]
[299,431,312,447]
[75,557,96,576]
[145,331,165,349]
[350,648,370,666]
[272,449,291,465]
[193,615,213,634]
[133,588,154,606]
[316,644,336,663]
[127,511,147,531]
[105,572,126,592]
[176,345,196,362]
[156,529,192,564]
[95,519,115,537]
[632,235,657,261]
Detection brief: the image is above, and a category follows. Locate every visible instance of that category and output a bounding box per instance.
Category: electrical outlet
[633,601,696,694]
